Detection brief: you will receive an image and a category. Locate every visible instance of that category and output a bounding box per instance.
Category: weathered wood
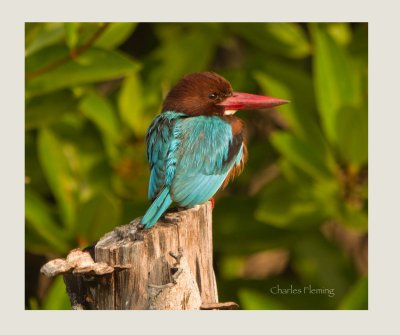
[41,202,222,310]
[148,255,202,310]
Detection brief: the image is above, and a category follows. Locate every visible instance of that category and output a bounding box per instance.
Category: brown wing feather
[221,142,248,190]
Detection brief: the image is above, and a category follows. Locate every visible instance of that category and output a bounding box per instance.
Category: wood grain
[41,202,219,310]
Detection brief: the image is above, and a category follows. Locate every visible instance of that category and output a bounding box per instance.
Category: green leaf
[266,23,310,57]
[95,23,138,49]
[75,192,121,243]
[26,225,65,255]
[50,114,113,201]
[279,159,313,186]
[339,277,368,310]
[339,201,368,232]
[336,106,368,167]
[41,277,71,310]
[230,23,310,58]
[239,288,286,309]
[118,73,153,136]
[26,46,140,97]
[28,297,39,310]
[26,90,78,129]
[219,255,246,279]
[79,92,120,142]
[254,68,328,151]
[64,22,79,50]
[292,233,356,300]
[37,128,78,230]
[154,23,221,83]
[256,177,328,228]
[349,24,368,61]
[326,23,352,46]
[213,196,296,255]
[312,24,357,144]
[25,23,65,57]
[25,189,71,254]
[271,132,333,179]
[50,113,115,203]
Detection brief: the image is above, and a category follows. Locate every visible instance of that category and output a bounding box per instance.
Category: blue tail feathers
[141,188,173,229]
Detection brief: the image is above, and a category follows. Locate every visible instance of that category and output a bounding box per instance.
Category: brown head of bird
[162,71,289,116]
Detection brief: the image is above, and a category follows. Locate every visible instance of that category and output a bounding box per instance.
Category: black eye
[208,92,218,100]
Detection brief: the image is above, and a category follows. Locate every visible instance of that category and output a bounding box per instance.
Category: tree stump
[40,202,237,310]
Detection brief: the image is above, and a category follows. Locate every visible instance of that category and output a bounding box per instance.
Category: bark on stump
[41,202,237,310]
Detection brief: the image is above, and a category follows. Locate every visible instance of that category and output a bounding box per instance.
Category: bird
[141,72,288,229]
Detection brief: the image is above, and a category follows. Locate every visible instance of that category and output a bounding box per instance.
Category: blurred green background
[25,22,368,310]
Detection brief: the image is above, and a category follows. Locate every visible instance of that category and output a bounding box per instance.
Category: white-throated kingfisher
[141,72,288,228]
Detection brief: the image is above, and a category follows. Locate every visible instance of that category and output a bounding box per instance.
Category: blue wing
[142,113,243,228]
[170,116,243,207]
[146,111,184,200]
[141,112,184,228]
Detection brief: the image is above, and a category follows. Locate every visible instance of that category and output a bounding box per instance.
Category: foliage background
[25,22,368,310]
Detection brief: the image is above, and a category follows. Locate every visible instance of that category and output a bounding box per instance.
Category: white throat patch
[224,110,237,116]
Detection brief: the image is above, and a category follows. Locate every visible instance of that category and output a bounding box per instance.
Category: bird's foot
[159,206,185,224]
[160,213,181,225]
[126,218,145,241]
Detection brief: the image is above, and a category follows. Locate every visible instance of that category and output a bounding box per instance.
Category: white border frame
[1,0,399,334]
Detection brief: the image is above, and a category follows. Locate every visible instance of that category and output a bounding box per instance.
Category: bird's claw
[127,219,145,241]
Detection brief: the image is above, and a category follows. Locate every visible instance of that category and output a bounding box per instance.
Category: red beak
[217,92,289,111]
